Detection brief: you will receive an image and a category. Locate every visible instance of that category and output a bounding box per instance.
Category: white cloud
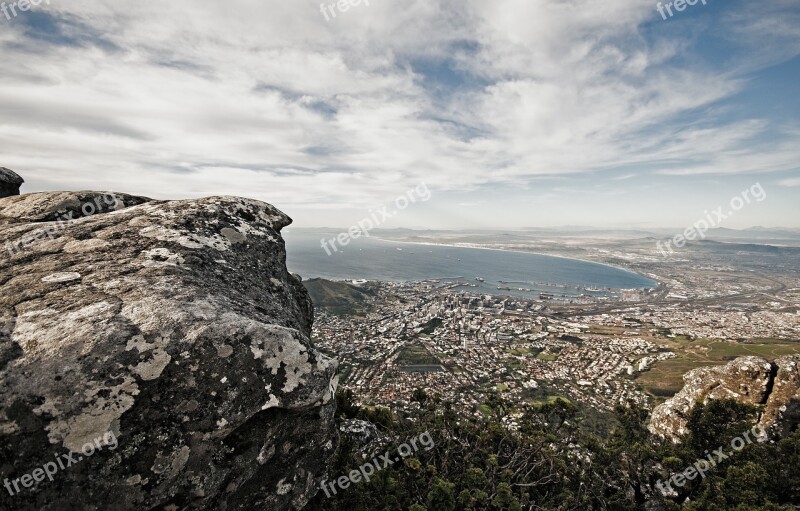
[0,0,798,226]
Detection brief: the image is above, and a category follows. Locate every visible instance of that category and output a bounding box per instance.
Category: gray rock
[338,419,393,457]
[0,167,24,198]
[338,419,380,444]
[649,355,800,441]
[334,419,399,473]
[0,192,339,510]
[762,355,800,438]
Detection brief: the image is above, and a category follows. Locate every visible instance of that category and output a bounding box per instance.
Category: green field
[395,343,442,366]
[527,395,571,407]
[588,326,627,336]
[508,347,535,356]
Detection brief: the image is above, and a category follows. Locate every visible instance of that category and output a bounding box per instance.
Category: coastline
[371,236,659,289]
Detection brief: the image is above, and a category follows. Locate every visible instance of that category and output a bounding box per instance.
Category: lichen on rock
[0,190,338,510]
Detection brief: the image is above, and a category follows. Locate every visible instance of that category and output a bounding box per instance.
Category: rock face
[338,419,393,458]
[649,355,800,441]
[0,168,24,198]
[0,191,338,510]
[764,356,800,438]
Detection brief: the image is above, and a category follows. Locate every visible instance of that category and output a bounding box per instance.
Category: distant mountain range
[290,226,800,245]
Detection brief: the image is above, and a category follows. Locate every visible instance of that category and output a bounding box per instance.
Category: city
[309,239,800,424]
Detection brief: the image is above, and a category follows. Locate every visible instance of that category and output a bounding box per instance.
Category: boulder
[337,419,394,458]
[649,355,800,441]
[0,167,24,198]
[0,192,338,510]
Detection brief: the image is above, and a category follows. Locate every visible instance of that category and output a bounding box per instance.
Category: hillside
[303,278,376,316]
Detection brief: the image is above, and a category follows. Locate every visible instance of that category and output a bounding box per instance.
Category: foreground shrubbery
[306,390,800,510]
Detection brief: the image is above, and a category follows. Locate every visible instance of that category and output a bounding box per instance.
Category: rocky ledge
[0,190,338,510]
[649,355,800,441]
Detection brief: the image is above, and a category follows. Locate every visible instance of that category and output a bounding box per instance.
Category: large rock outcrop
[0,190,338,510]
[649,355,800,441]
[0,168,23,198]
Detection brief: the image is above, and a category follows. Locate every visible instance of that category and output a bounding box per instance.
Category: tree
[412,388,428,405]
[685,399,757,455]
[426,478,456,511]
[492,482,522,511]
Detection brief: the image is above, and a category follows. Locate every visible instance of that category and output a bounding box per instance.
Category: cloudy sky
[1,0,798,229]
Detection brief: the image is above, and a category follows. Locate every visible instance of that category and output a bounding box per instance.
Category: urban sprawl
[312,270,800,423]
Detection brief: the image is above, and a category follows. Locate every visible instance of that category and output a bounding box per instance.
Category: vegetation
[303,278,376,316]
[395,343,443,367]
[535,352,559,362]
[420,317,444,334]
[307,391,800,510]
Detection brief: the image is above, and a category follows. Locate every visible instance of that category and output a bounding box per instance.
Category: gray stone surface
[0,191,338,510]
[649,355,800,441]
[0,168,24,198]
[762,355,800,438]
[338,419,394,458]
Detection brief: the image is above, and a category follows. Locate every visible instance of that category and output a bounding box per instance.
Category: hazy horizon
[287,225,800,233]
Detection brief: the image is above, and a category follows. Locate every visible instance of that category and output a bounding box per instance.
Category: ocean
[284,229,656,299]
